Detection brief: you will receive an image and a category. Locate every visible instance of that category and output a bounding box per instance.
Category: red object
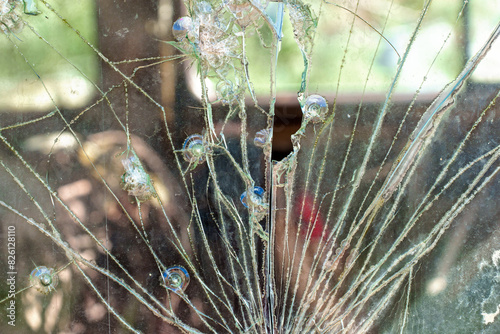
[295,192,327,240]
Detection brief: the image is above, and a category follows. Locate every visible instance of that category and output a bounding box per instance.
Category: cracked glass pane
[0,0,499,333]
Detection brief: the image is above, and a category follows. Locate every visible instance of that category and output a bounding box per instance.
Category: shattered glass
[0,0,499,333]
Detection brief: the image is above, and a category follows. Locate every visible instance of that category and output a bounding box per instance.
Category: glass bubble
[29,266,59,294]
[182,134,207,165]
[121,156,154,202]
[254,129,270,147]
[172,16,192,42]
[161,266,190,293]
[240,186,265,208]
[302,94,328,123]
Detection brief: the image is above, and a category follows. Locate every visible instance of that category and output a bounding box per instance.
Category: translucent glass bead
[161,266,190,293]
[254,129,270,147]
[182,134,207,165]
[240,186,265,208]
[172,17,193,42]
[29,266,59,294]
[302,94,328,123]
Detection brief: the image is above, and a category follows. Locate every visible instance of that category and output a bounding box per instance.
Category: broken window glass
[0,0,499,332]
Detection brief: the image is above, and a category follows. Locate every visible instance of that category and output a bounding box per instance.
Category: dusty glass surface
[0,0,499,333]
